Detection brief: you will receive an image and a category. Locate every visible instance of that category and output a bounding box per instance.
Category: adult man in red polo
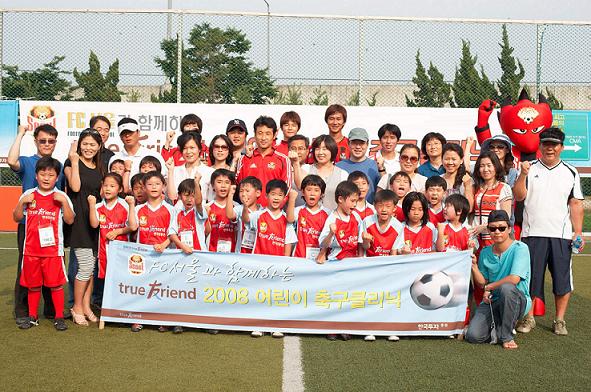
[236,116,292,206]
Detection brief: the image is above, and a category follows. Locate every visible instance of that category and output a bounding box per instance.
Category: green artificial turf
[0,233,283,391]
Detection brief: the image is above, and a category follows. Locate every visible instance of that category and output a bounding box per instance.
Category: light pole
[263,0,270,74]
[167,0,173,40]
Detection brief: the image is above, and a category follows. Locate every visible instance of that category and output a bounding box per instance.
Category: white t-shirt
[522,160,583,240]
[109,145,167,180]
[373,150,401,175]
[377,172,427,192]
[172,163,215,203]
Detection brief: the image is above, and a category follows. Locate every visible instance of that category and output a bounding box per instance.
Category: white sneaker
[251,331,263,338]
[388,335,400,341]
[364,335,376,341]
[272,331,284,338]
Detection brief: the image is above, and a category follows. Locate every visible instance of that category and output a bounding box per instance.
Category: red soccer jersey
[235,148,293,207]
[361,215,404,257]
[428,206,445,225]
[319,211,361,260]
[161,141,209,166]
[250,209,297,256]
[441,222,471,252]
[207,201,239,253]
[95,198,129,278]
[403,222,437,254]
[176,205,206,251]
[335,136,350,162]
[354,202,376,221]
[135,201,176,245]
[275,140,289,156]
[294,206,330,259]
[395,205,405,222]
[21,188,72,257]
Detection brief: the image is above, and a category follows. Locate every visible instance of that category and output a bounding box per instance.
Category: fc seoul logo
[139,215,148,226]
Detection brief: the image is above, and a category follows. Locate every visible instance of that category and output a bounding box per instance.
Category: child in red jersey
[241,179,297,338]
[13,157,75,331]
[206,169,240,253]
[132,171,177,333]
[348,171,376,221]
[359,190,404,257]
[226,176,263,254]
[389,171,411,222]
[400,192,437,254]
[293,175,330,260]
[436,194,476,252]
[425,176,447,225]
[276,111,301,155]
[88,173,137,295]
[317,181,362,263]
[169,174,206,254]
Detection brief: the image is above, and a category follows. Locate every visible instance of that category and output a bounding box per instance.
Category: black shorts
[522,237,573,298]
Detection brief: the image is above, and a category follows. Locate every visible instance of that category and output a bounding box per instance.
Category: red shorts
[20,255,67,288]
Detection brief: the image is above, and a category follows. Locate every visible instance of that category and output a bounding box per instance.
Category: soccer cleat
[251,331,263,338]
[272,332,284,338]
[340,334,352,341]
[326,334,338,341]
[207,329,219,335]
[158,326,170,333]
[516,315,536,333]
[173,326,183,334]
[53,318,68,331]
[364,335,376,342]
[131,323,143,332]
[387,335,400,341]
[553,319,568,336]
[18,316,39,330]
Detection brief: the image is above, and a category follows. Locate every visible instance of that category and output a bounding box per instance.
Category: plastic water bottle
[572,236,583,254]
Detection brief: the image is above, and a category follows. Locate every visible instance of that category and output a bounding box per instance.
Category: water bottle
[572,236,583,254]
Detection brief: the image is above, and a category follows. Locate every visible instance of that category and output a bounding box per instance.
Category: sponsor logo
[300,217,307,226]
[99,214,107,224]
[128,254,145,275]
[267,162,276,170]
[209,213,217,223]
[260,221,268,233]
[27,105,57,129]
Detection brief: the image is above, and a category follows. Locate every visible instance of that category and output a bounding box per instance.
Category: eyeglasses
[290,147,308,152]
[489,144,507,150]
[487,225,508,232]
[213,144,229,151]
[37,139,57,145]
[400,155,418,163]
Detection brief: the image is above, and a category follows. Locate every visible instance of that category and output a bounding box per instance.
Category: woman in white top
[293,134,348,211]
[377,144,427,192]
[166,132,214,202]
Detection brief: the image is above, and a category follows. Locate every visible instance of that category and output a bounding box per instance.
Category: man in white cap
[109,117,167,180]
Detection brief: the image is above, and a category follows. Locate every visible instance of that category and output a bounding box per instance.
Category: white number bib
[180,231,194,249]
[306,247,320,261]
[217,240,232,253]
[241,229,256,250]
[38,226,56,248]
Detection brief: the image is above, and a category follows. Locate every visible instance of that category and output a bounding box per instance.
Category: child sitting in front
[348,171,376,220]
[424,176,447,225]
[400,191,437,254]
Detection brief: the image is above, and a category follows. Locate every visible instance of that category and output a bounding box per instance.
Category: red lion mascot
[475,88,553,316]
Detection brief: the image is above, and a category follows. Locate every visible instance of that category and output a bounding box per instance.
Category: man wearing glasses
[466,210,531,350]
[514,127,584,336]
[7,124,65,327]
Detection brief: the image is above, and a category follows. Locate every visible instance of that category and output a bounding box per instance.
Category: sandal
[502,340,518,350]
[71,308,89,326]
[84,311,98,323]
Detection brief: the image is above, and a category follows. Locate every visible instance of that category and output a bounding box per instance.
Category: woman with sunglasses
[481,134,518,187]
[377,144,426,192]
[63,128,105,326]
[208,134,235,171]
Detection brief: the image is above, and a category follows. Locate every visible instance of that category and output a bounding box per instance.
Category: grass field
[1,232,590,391]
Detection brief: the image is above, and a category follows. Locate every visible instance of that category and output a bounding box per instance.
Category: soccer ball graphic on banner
[410,271,454,310]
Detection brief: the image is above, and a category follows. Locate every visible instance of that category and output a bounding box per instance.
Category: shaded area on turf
[0,233,283,392]
[301,257,591,391]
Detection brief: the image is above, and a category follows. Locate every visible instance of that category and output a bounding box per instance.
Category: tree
[452,40,498,108]
[273,84,303,105]
[73,51,123,102]
[545,87,564,110]
[309,86,329,106]
[154,22,276,104]
[406,50,452,107]
[497,24,525,103]
[346,89,360,106]
[2,56,73,100]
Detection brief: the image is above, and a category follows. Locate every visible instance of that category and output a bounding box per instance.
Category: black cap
[226,119,247,134]
[539,127,565,145]
[488,210,510,224]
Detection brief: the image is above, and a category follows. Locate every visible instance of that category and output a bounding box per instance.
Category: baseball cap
[117,117,139,134]
[348,127,369,142]
[539,127,565,144]
[481,134,512,151]
[488,210,510,224]
[226,119,248,134]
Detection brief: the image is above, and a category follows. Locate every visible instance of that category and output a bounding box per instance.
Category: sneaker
[173,326,183,334]
[516,315,536,333]
[15,316,29,328]
[326,334,338,341]
[553,319,568,336]
[387,335,400,341]
[158,325,170,333]
[272,331,284,338]
[364,335,376,341]
[54,318,68,331]
[251,331,263,338]
[131,323,143,332]
[340,334,352,341]
[207,329,219,335]
[18,316,39,330]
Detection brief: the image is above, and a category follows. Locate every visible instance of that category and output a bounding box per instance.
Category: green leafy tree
[452,40,498,108]
[497,24,525,102]
[545,87,564,110]
[309,86,329,106]
[366,91,379,106]
[2,56,73,100]
[154,23,276,104]
[346,89,360,106]
[406,50,452,107]
[273,84,303,105]
[73,51,123,102]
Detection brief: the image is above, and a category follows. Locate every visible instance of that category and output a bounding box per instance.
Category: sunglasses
[81,129,100,136]
[213,144,229,151]
[487,225,509,232]
[489,144,507,150]
[37,139,57,145]
[400,155,418,163]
